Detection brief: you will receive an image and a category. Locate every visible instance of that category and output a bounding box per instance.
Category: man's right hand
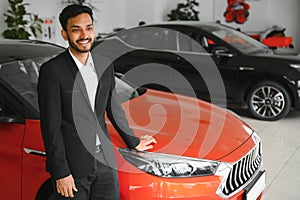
[135,135,157,151]
[56,174,78,198]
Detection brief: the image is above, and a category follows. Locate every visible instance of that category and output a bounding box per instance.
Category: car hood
[273,48,300,56]
[252,48,300,62]
[109,89,254,161]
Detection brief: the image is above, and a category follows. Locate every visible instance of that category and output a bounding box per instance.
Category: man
[38,4,156,200]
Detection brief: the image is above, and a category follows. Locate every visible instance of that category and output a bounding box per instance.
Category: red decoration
[224,0,250,24]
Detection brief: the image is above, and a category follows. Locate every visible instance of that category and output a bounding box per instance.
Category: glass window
[0,56,55,110]
[115,77,145,103]
[118,28,177,50]
[210,27,267,54]
[178,32,204,53]
[0,54,143,112]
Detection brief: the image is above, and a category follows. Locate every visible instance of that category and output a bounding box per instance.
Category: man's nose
[80,30,88,38]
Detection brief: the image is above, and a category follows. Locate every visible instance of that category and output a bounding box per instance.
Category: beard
[68,37,93,53]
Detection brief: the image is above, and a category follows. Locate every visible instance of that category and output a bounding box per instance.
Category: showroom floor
[238,109,300,200]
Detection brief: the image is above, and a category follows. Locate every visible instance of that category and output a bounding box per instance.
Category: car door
[21,118,48,200]
[167,28,219,100]
[173,26,240,105]
[200,32,241,104]
[0,92,25,200]
[0,59,46,199]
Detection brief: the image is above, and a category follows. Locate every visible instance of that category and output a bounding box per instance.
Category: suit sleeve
[105,68,140,149]
[38,63,71,180]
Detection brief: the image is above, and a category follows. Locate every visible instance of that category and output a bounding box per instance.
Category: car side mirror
[213,47,234,58]
[115,72,125,79]
[0,116,18,123]
[0,107,18,123]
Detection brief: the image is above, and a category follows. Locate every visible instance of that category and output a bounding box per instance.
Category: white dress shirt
[69,50,101,146]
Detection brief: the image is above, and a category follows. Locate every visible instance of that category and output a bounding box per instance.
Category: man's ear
[61,29,68,41]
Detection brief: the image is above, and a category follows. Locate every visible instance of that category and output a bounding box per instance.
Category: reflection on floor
[240,110,300,200]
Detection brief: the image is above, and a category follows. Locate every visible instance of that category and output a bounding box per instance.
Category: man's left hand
[135,135,157,151]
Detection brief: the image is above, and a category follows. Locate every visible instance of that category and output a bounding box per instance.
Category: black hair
[59,4,93,31]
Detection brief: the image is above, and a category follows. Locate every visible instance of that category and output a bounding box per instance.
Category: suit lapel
[93,56,103,116]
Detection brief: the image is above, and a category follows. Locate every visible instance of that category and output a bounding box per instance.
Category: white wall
[123,0,213,28]
[0,0,299,49]
[198,0,214,22]
[266,0,300,49]
[154,0,180,22]
[93,0,126,33]
[0,0,8,36]
[124,0,179,28]
[124,0,156,28]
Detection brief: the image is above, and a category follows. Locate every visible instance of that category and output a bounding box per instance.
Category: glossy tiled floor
[239,110,300,200]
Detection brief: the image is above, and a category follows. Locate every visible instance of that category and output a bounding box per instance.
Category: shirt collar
[68,49,94,71]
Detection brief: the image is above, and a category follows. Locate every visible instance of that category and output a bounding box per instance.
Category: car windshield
[207,25,268,54]
[0,56,141,112]
[115,77,143,103]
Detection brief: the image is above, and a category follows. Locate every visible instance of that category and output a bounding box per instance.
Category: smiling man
[37,4,156,200]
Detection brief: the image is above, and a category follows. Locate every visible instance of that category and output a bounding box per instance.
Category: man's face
[62,13,94,54]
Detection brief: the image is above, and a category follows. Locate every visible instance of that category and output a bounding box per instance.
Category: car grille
[222,143,262,196]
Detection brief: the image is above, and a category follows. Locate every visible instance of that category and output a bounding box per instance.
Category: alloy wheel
[248,82,290,120]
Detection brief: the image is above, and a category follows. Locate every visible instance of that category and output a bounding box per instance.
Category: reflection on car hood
[108,89,253,161]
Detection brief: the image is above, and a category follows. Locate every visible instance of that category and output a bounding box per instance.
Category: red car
[0,40,265,199]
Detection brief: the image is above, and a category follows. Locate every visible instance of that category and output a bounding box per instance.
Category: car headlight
[119,148,220,178]
[290,64,300,71]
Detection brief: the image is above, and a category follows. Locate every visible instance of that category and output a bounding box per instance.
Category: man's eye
[72,29,79,33]
[87,27,93,31]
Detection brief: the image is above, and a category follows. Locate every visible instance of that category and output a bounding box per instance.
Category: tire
[247,81,291,121]
[47,193,56,200]
[36,191,56,200]
[35,179,56,200]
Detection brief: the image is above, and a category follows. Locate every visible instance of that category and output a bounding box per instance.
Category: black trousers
[53,152,120,200]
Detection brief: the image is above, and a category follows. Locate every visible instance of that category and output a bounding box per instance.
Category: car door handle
[239,66,255,71]
[24,147,46,157]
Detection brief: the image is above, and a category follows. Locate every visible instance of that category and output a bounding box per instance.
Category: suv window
[119,28,177,50]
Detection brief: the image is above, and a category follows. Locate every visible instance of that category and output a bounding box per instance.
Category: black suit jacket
[38,50,139,180]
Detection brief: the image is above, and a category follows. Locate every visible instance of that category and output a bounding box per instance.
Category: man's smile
[77,38,91,44]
